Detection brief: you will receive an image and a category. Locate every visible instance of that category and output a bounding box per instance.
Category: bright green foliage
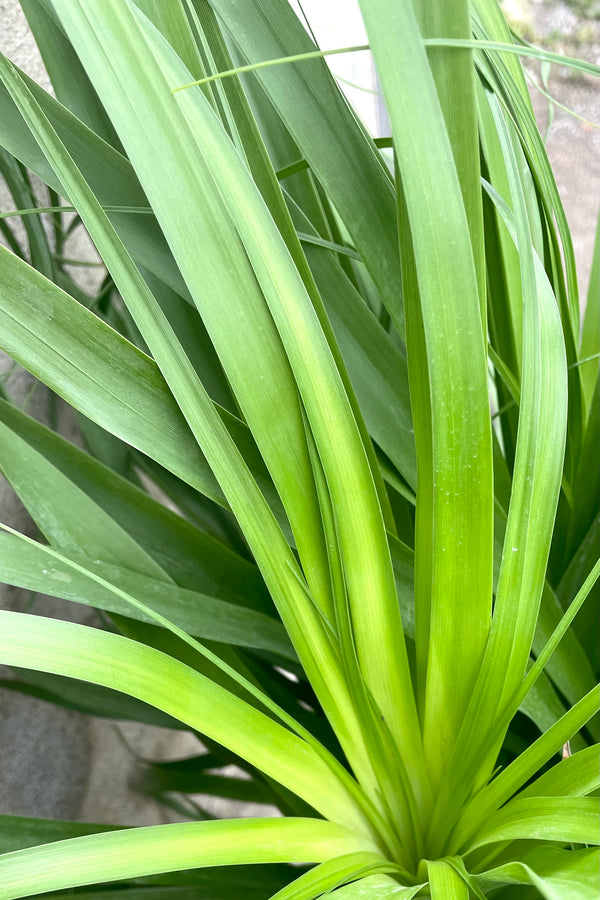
[0,0,597,898]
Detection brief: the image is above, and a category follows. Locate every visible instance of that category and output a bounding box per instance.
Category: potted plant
[0,0,597,897]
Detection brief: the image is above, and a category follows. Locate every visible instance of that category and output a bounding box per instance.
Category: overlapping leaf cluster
[0,1,598,898]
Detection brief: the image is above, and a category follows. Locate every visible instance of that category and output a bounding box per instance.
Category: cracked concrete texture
[0,0,598,829]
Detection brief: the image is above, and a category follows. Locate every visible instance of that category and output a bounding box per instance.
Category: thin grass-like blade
[560,375,600,578]
[289,203,416,487]
[494,493,597,720]
[472,7,584,487]
[412,0,486,322]
[476,136,567,705]
[534,583,597,713]
[478,79,523,471]
[0,148,53,277]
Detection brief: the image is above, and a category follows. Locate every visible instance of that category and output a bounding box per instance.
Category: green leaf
[0,529,293,658]
[475,847,599,900]
[427,859,469,900]
[557,516,600,677]
[136,756,274,806]
[413,0,486,321]
[144,771,275,807]
[359,0,493,789]
[0,669,187,731]
[142,7,419,778]
[1,2,597,892]
[25,882,288,900]
[1,523,321,746]
[479,101,568,715]
[268,852,403,900]
[45,3,337,634]
[534,582,597,714]
[427,36,600,78]
[473,9,584,489]
[519,670,570,737]
[0,30,373,799]
[209,0,404,333]
[518,745,600,799]
[452,685,600,852]
[507,561,600,739]
[580,214,600,417]
[26,890,243,900]
[0,818,373,900]
[0,56,188,299]
[0,417,167,578]
[134,0,208,84]
[0,398,268,608]
[561,375,600,580]
[321,875,423,898]
[179,3,397,534]
[0,148,53,277]
[0,815,118,854]
[0,244,290,549]
[469,797,599,850]
[288,200,416,488]
[0,610,375,839]
[19,0,121,146]
[432,105,570,847]
[0,245,221,506]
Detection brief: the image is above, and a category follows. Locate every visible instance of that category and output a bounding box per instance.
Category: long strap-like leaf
[0,610,375,840]
[0,815,373,900]
[0,39,380,814]
[359,0,493,793]
[209,0,404,334]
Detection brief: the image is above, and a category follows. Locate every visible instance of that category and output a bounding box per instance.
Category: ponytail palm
[0,1,597,898]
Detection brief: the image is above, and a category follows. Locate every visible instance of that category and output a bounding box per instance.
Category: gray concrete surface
[0,0,598,831]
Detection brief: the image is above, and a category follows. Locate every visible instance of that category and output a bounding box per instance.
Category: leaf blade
[0,818,372,900]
